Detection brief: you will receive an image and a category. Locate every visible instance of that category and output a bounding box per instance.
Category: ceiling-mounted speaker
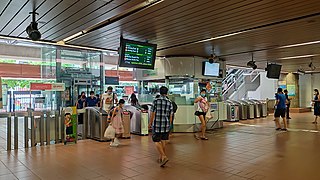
[26,11,41,41]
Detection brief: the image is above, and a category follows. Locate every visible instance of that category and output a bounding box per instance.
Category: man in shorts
[149,86,173,167]
[274,88,288,131]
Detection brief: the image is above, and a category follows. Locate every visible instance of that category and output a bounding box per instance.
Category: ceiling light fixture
[278,40,320,49]
[279,54,319,60]
[61,0,164,43]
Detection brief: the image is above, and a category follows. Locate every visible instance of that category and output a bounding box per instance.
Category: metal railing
[0,106,110,151]
[0,110,61,151]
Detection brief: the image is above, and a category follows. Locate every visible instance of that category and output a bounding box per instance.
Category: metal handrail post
[55,111,59,144]
[38,112,44,146]
[61,110,65,144]
[83,108,88,140]
[30,115,35,147]
[24,116,28,148]
[7,115,11,150]
[46,111,51,145]
[14,116,18,149]
[1,113,12,150]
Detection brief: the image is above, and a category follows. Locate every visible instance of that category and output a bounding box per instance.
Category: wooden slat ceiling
[0,0,320,72]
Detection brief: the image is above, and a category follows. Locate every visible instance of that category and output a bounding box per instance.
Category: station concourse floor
[1,112,320,180]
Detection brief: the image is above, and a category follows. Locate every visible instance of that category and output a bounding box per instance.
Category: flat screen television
[118,38,157,69]
[202,62,220,77]
[266,64,282,79]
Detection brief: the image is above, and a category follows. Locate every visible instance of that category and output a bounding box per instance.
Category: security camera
[26,22,41,41]
[247,61,257,70]
[208,54,217,64]
[26,11,41,41]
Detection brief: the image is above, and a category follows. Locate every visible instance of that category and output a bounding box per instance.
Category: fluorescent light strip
[279,54,319,60]
[278,40,320,49]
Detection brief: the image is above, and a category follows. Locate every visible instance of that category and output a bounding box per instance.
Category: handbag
[104,125,115,139]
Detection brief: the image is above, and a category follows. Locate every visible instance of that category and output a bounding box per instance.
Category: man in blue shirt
[274,88,288,131]
[86,91,98,107]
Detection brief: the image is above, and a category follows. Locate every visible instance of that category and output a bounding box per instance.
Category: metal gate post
[39,113,44,146]
[24,116,28,148]
[55,111,59,144]
[46,111,51,145]
[0,113,12,150]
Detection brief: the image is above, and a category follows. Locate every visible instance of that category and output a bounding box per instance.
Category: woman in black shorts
[194,89,209,140]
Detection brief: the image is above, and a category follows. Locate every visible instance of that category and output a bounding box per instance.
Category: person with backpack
[170,99,178,136]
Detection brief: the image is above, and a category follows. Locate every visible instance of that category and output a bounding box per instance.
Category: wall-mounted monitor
[266,64,282,79]
[119,38,157,69]
[202,62,220,77]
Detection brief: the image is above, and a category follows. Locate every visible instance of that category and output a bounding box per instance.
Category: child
[64,113,73,144]
[109,99,125,147]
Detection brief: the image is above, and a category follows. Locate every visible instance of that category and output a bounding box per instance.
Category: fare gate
[1,107,109,151]
[0,110,63,151]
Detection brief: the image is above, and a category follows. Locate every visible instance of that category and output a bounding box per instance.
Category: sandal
[194,134,200,140]
[200,137,209,140]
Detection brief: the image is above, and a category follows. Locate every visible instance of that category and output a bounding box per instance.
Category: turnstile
[241,100,255,119]
[231,100,247,120]
[85,107,108,141]
[226,101,240,122]
[122,110,131,138]
[247,100,261,118]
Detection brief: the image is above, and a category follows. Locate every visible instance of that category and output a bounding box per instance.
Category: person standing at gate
[101,86,118,112]
[148,86,173,167]
[284,90,291,120]
[274,88,288,131]
[86,91,98,107]
[77,92,86,124]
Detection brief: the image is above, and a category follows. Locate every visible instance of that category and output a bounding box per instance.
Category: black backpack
[172,101,178,113]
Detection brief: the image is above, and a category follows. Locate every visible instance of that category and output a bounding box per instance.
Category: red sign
[30,83,52,90]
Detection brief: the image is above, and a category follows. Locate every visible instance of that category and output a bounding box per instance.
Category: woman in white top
[194,89,209,140]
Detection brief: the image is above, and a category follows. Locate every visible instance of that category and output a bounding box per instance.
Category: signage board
[30,83,52,90]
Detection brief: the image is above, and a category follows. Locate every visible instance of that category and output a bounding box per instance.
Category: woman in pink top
[194,89,209,140]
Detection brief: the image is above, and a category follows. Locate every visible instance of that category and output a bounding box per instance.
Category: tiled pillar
[285,73,299,108]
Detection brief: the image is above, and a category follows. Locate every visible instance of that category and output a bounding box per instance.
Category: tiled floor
[1,112,320,180]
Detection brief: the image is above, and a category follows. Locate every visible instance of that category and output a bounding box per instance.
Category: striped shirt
[150,95,173,133]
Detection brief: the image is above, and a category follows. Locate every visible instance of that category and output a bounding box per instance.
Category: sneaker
[114,138,121,145]
[110,142,119,147]
[281,128,288,131]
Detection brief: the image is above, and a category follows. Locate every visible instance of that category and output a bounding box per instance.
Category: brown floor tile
[2,113,320,180]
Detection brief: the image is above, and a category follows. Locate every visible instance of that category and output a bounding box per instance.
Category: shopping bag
[206,106,213,120]
[104,125,115,139]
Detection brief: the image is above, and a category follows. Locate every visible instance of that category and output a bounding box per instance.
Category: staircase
[222,69,261,100]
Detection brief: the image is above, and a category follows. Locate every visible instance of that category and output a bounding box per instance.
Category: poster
[64,107,77,141]
[125,86,134,95]
[286,85,296,96]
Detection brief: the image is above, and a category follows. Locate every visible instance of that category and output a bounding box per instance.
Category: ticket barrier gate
[1,110,62,151]
[84,107,108,141]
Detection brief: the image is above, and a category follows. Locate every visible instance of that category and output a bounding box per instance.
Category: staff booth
[134,56,227,132]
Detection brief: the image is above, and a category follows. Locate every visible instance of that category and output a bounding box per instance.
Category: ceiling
[0,0,320,72]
